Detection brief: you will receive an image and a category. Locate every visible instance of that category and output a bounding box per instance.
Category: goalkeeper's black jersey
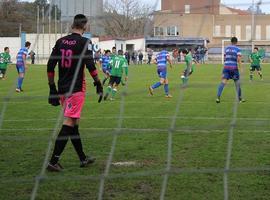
[47,33,96,94]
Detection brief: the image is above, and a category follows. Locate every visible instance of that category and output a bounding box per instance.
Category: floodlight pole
[251,0,255,49]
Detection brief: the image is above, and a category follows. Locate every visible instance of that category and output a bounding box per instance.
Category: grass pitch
[0,63,269,200]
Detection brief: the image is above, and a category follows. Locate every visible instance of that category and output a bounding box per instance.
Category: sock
[152,82,161,89]
[70,125,86,161]
[164,84,169,95]
[49,125,72,165]
[234,80,242,100]
[102,77,108,85]
[250,73,253,80]
[259,72,263,79]
[112,88,117,98]
[217,82,225,98]
[17,77,24,89]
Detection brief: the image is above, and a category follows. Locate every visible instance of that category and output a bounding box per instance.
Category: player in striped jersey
[15,41,31,92]
[149,50,172,98]
[216,37,245,103]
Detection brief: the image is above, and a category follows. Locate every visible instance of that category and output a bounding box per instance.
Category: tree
[100,0,154,37]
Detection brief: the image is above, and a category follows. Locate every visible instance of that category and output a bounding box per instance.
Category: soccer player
[15,41,31,92]
[46,14,103,172]
[104,50,128,101]
[149,49,172,98]
[100,49,111,85]
[181,49,197,85]
[249,47,263,81]
[216,37,245,103]
[0,47,11,80]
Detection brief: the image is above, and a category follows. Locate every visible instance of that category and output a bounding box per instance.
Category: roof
[226,7,251,15]
[99,35,145,42]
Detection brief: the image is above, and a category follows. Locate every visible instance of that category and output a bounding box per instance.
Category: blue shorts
[157,70,167,79]
[16,65,25,73]
[222,68,239,80]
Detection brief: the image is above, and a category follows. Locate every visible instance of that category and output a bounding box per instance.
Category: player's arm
[22,53,27,69]
[47,41,60,106]
[249,54,253,63]
[237,53,242,71]
[167,55,172,68]
[85,41,103,102]
[123,60,128,81]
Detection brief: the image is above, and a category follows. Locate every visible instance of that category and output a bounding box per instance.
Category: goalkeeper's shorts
[60,91,85,119]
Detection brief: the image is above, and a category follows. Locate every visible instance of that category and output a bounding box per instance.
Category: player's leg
[104,76,114,100]
[47,116,76,172]
[0,69,3,79]
[16,66,25,92]
[111,77,121,100]
[234,79,245,102]
[102,69,109,85]
[2,69,6,79]
[257,66,263,80]
[250,65,254,81]
[164,78,172,98]
[216,70,229,103]
[149,71,165,93]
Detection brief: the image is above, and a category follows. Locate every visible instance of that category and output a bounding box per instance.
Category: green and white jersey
[185,52,195,71]
[0,52,11,69]
[109,55,128,77]
[249,52,262,66]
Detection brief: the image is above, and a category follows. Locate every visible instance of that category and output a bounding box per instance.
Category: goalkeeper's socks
[152,82,161,89]
[71,125,86,161]
[164,84,169,95]
[50,125,72,165]
[217,82,225,98]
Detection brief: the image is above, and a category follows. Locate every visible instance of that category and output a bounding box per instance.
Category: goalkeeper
[46,14,103,172]
[104,49,128,101]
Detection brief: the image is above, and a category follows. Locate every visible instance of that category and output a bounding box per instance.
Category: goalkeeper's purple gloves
[48,83,60,106]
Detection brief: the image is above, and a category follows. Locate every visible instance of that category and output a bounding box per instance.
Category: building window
[256,25,261,40]
[185,5,190,14]
[266,25,270,40]
[154,27,164,36]
[225,25,231,37]
[213,25,221,37]
[235,25,241,40]
[245,25,251,40]
[166,26,177,36]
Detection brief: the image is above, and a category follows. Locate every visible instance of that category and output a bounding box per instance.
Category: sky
[22,0,270,13]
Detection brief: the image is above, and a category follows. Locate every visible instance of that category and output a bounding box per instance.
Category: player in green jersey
[181,49,197,85]
[249,47,263,81]
[104,50,128,100]
[0,47,11,80]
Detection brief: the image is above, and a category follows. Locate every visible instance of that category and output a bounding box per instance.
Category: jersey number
[115,60,120,69]
[60,49,73,68]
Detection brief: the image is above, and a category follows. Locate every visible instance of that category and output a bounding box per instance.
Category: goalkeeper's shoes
[148,86,154,96]
[47,162,64,172]
[165,94,172,98]
[80,156,96,168]
[216,98,221,103]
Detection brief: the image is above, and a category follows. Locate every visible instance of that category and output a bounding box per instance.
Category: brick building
[153,0,270,48]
